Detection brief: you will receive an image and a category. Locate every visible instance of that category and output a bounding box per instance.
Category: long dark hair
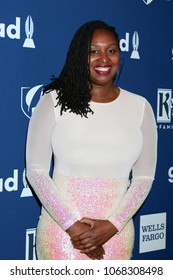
[44,20,119,117]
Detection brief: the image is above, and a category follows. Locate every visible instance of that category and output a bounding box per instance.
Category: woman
[26,20,157,260]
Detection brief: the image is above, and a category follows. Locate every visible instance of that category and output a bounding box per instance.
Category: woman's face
[89,29,120,87]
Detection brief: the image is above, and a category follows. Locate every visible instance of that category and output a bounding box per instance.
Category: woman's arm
[109,99,158,232]
[26,92,77,230]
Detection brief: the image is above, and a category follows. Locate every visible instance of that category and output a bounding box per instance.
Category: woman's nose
[100,52,109,62]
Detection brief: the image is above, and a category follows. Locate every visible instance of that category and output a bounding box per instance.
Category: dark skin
[71,218,118,254]
[66,221,105,259]
[66,29,120,259]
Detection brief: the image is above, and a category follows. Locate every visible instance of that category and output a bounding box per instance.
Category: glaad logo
[157,88,173,129]
[120,31,140,60]
[23,16,35,48]
[20,169,33,198]
[0,15,35,48]
[0,169,18,193]
[0,168,33,197]
[0,17,20,39]
[131,31,140,59]
[168,167,173,183]
[21,85,43,119]
[139,213,167,253]
[25,228,36,260]
[143,0,154,4]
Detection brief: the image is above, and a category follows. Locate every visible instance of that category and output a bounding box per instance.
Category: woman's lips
[94,66,111,75]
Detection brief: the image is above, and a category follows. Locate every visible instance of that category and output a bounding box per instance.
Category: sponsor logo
[139,213,167,253]
[143,0,171,5]
[143,0,154,4]
[0,15,35,48]
[21,85,43,119]
[120,31,140,59]
[157,88,173,129]
[25,228,36,260]
[168,167,173,183]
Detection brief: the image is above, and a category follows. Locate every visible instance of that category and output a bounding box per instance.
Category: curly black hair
[44,20,119,117]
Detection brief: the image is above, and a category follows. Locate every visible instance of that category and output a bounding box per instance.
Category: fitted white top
[26,88,157,231]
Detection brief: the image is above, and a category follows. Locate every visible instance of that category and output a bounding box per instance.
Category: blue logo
[21,85,43,119]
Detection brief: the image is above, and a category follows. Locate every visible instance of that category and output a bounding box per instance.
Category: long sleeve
[108,99,158,232]
[26,92,77,230]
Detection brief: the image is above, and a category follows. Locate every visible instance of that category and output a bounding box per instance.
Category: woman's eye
[89,49,119,55]
[108,49,117,53]
[90,49,98,54]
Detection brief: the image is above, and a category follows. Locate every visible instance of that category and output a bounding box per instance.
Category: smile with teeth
[94,66,111,74]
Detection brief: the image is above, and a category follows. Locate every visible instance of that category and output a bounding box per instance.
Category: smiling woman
[89,29,120,103]
[26,20,157,260]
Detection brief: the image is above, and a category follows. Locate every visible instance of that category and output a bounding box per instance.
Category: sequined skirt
[36,174,135,260]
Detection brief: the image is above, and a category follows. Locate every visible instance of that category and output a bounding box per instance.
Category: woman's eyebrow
[90,43,118,47]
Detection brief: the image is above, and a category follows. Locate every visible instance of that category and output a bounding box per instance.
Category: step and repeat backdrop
[0,0,172,260]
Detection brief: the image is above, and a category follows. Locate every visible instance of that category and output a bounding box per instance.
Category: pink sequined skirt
[36,174,135,260]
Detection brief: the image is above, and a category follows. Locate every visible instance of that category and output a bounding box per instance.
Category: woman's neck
[90,84,120,103]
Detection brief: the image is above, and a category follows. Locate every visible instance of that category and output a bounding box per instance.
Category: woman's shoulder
[32,89,60,119]
[119,87,150,109]
[119,88,155,122]
[42,89,57,105]
[120,88,146,103]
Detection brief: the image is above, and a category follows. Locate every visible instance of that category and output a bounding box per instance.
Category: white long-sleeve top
[26,88,157,232]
